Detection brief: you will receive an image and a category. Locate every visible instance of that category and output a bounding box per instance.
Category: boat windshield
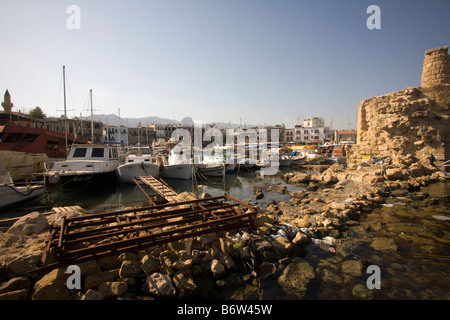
[92,148,105,157]
[73,148,87,158]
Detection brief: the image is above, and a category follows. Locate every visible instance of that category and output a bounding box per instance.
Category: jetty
[133,176,179,204]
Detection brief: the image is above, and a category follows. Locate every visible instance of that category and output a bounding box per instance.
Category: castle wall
[353,46,450,167]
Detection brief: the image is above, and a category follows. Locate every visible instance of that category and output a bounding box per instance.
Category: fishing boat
[117,147,160,183]
[279,155,292,167]
[0,172,45,209]
[195,149,226,178]
[46,143,120,190]
[290,154,306,166]
[159,148,194,180]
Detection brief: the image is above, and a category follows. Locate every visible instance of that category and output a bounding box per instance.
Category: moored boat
[46,143,119,190]
[117,147,160,183]
[0,172,45,209]
[159,148,194,180]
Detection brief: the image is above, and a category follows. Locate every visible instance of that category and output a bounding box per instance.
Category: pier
[134,176,179,204]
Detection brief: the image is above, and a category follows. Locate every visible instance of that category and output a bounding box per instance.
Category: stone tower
[2,90,13,113]
[421,45,450,87]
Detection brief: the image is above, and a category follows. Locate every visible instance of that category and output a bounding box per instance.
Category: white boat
[46,144,120,190]
[305,152,326,164]
[195,152,225,178]
[279,155,292,167]
[0,172,45,209]
[117,147,160,184]
[290,155,306,166]
[159,148,194,180]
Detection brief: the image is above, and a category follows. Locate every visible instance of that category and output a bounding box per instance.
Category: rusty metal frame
[30,195,256,275]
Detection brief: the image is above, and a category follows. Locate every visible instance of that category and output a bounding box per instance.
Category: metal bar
[58,218,67,249]
[63,203,239,239]
[30,219,252,276]
[32,194,256,276]
[133,177,157,204]
[40,228,58,266]
[58,211,253,260]
[65,195,227,223]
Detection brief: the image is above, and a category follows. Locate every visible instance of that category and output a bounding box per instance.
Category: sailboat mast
[118,108,121,146]
[63,66,68,157]
[90,89,94,143]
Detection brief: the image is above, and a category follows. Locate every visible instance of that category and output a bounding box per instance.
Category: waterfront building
[292,117,326,144]
[128,125,155,146]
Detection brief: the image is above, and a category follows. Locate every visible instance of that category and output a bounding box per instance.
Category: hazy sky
[0,0,449,129]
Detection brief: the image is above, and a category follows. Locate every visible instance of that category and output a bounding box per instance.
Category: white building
[303,117,325,128]
[290,117,326,143]
[102,124,128,145]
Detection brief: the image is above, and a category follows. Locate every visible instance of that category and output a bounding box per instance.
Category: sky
[0,0,449,130]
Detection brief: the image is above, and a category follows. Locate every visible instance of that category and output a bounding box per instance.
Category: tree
[28,107,46,119]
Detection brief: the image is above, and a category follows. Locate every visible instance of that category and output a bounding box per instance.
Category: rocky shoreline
[0,162,448,300]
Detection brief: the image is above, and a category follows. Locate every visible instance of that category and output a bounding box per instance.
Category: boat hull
[161,164,194,180]
[0,184,45,209]
[196,164,225,178]
[58,170,117,191]
[117,162,160,184]
[291,156,306,166]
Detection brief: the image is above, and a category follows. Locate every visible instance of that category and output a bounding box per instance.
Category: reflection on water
[1,167,303,217]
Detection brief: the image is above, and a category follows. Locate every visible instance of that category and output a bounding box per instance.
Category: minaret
[2,90,13,113]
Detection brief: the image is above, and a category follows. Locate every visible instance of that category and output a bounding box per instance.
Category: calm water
[0,167,303,219]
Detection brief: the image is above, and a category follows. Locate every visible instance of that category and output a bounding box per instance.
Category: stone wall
[351,46,450,168]
[352,85,450,167]
[421,46,450,87]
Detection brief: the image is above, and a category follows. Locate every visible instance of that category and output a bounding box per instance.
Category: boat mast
[63,66,68,157]
[90,89,94,143]
[118,108,121,146]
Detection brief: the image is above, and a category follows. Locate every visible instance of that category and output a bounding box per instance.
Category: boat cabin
[69,144,119,161]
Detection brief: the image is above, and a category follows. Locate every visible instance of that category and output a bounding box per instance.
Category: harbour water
[1,168,449,299]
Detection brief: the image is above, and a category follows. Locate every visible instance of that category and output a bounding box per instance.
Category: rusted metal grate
[30,194,256,275]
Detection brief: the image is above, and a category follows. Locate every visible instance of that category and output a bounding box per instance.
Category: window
[91,148,105,157]
[73,148,87,157]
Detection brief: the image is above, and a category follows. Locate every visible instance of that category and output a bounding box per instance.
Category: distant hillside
[91,114,242,128]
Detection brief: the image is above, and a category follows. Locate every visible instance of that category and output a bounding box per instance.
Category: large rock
[32,268,70,300]
[371,237,398,251]
[7,212,49,235]
[277,261,316,299]
[141,254,160,274]
[172,271,198,298]
[385,168,405,180]
[272,236,294,256]
[142,272,176,298]
[119,260,142,278]
[84,269,119,291]
[0,276,30,300]
[98,281,128,299]
[210,259,226,279]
